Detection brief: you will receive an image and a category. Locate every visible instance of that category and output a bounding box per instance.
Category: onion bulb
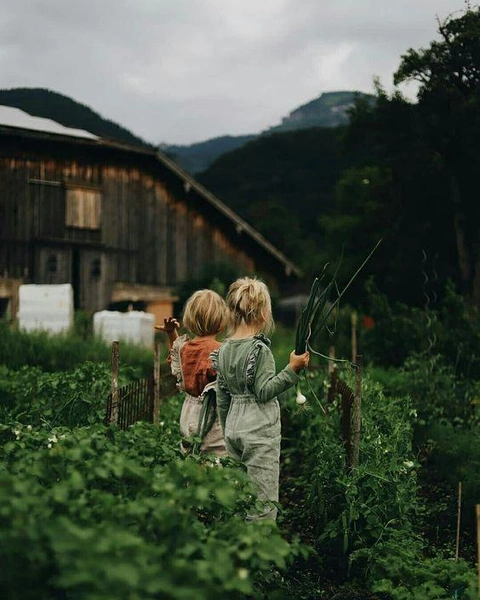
[296,390,307,405]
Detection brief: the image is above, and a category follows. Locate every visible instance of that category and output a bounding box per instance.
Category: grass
[0,319,166,376]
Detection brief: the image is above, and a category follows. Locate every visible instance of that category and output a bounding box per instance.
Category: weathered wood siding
[0,146,255,312]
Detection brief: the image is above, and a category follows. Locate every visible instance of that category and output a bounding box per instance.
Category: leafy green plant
[351,530,478,600]
[0,420,306,599]
[281,359,478,595]
[0,362,118,427]
[282,369,418,563]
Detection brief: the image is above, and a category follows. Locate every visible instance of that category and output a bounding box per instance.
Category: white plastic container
[93,310,155,348]
[17,284,74,334]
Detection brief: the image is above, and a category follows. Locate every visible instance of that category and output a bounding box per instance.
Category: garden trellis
[105,374,155,430]
[105,340,177,430]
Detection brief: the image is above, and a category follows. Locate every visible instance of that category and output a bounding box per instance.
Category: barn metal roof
[0,105,98,140]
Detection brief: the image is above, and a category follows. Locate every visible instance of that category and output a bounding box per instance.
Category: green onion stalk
[294,239,382,412]
[295,239,383,361]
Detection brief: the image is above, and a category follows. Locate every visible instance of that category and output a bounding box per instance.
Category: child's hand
[289,350,310,373]
[155,317,180,341]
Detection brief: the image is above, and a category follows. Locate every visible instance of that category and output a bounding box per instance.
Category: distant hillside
[0,87,152,148]
[161,134,255,174]
[266,91,374,133]
[164,90,374,173]
[197,126,358,269]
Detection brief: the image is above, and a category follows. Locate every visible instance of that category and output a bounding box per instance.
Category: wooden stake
[110,340,119,426]
[476,504,480,598]
[153,340,160,424]
[351,311,358,363]
[455,482,462,562]
[350,354,363,469]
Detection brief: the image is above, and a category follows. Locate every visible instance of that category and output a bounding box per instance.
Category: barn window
[66,188,102,229]
[47,254,58,273]
[91,258,102,279]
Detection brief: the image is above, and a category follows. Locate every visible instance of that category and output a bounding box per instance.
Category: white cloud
[0,0,466,144]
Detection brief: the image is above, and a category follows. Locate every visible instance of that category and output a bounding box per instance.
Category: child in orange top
[156,289,228,456]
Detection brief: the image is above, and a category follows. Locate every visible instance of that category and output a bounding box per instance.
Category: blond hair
[226,277,274,335]
[182,289,228,337]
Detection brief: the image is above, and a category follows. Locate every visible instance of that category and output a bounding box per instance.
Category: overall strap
[192,380,218,455]
[244,337,266,394]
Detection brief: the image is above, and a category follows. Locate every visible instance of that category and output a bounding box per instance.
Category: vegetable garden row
[0,285,479,599]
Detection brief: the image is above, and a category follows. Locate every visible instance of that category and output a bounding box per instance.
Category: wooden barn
[0,105,299,323]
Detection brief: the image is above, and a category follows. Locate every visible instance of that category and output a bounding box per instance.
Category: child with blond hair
[156,289,228,456]
[210,277,309,520]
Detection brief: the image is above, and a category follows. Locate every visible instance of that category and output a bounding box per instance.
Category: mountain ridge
[163,91,374,172]
[0,87,373,173]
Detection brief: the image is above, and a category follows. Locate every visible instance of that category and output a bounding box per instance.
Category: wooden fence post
[476,504,480,598]
[350,354,363,469]
[110,340,119,426]
[455,482,462,562]
[153,340,161,424]
[351,311,358,363]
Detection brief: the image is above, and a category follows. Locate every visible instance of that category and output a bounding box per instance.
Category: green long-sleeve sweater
[211,335,299,430]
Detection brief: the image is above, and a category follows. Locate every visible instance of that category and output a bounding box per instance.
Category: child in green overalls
[210,277,309,520]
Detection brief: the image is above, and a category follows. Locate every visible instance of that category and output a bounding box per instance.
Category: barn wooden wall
[0,150,255,312]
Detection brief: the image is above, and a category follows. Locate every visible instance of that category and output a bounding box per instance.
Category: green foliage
[352,531,478,600]
[359,281,431,366]
[198,126,356,275]
[394,7,480,96]
[0,321,157,376]
[0,409,304,599]
[0,362,118,428]
[281,366,476,594]
[269,323,296,371]
[426,421,480,512]
[284,371,418,558]
[318,165,394,296]
[393,6,480,305]
[331,84,457,307]
[73,310,94,339]
[394,354,479,428]
[360,279,480,377]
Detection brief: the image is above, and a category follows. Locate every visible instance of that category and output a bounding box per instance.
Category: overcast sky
[0,0,466,145]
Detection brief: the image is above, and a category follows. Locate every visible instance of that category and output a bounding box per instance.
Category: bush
[352,530,478,600]
[0,418,305,599]
[0,362,114,427]
[360,280,480,378]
